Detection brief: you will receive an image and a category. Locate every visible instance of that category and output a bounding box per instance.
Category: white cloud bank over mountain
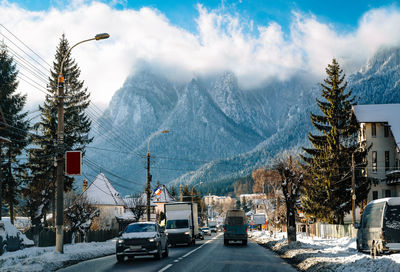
[1,1,400,107]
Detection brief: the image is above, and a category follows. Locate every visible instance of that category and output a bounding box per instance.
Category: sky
[1,0,400,109]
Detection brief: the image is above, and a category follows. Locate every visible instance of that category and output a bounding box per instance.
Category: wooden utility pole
[146,151,152,221]
[351,152,356,225]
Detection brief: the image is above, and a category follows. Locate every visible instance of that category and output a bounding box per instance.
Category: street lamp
[56,33,109,253]
[146,130,170,221]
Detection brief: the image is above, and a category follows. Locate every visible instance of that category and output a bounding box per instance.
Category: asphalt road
[58,233,296,272]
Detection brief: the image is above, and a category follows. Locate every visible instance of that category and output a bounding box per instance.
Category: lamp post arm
[59,38,96,76]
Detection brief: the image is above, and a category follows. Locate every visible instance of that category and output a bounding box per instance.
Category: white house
[353,104,400,201]
[81,173,125,230]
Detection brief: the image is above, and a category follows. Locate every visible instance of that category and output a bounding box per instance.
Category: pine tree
[0,44,29,223]
[26,34,93,225]
[301,59,370,224]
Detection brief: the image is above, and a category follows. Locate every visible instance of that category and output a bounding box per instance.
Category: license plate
[130,245,141,250]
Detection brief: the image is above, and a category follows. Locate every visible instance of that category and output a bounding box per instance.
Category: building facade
[353,104,400,201]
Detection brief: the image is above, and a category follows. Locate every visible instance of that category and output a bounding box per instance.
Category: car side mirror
[118,231,123,236]
[353,223,360,229]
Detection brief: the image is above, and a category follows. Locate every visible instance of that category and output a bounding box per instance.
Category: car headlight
[184,231,190,235]
[117,239,124,244]
[148,238,155,242]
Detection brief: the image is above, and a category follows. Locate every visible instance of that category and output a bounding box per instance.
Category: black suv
[116,222,168,262]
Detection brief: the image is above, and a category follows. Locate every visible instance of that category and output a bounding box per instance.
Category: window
[384,125,390,137]
[361,202,384,228]
[372,151,377,172]
[372,123,376,137]
[385,151,390,171]
[385,190,392,198]
[372,191,378,200]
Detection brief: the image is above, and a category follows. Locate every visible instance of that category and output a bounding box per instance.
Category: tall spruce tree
[301,59,370,224]
[0,44,29,223]
[26,34,92,225]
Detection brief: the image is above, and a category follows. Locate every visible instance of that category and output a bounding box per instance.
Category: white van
[356,197,400,256]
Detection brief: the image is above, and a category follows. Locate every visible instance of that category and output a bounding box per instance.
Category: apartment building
[353,104,400,201]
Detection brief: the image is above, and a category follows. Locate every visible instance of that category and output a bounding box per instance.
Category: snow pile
[252,231,400,272]
[0,240,116,272]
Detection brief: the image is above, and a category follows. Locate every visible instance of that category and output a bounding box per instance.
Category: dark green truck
[224,209,248,246]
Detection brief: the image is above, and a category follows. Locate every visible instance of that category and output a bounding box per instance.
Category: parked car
[200,227,211,236]
[116,222,168,262]
[0,219,34,255]
[224,209,248,246]
[356,197,400,257]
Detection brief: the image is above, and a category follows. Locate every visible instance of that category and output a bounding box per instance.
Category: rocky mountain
[85,46,400,196]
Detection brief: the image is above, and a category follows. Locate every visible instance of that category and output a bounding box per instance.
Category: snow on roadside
[0,239,116,272]
[251,230,400,272]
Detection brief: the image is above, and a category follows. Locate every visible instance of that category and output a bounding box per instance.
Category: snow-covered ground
[251,230,400,272]
[0,239,116,272]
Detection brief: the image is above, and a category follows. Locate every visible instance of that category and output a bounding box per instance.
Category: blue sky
[9,0,397,34]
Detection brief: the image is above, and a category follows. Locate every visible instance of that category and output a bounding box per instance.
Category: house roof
[353,104,400,146]
[135,184,176,206]
[82,173,125,206]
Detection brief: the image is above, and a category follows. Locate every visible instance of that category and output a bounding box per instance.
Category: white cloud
[1,1,400,109]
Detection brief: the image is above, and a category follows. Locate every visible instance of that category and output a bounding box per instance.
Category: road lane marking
[158,264,173,272]
[158,234,223,272]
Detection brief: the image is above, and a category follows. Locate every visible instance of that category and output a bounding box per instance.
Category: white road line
[158,264,173,272]
[158,234,223,272]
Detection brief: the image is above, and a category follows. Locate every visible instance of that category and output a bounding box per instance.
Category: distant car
[0,220,33,255]
[197,229,204,240]
[224,209,248,246]
[116,222,168,262]
[200,227,211,236]
[210,226,217,233]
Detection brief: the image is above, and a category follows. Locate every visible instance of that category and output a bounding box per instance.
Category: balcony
[386,170,400,185]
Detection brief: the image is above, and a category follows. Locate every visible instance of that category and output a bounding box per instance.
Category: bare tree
[265,170,286,229]
[252,168,267,194]
[274,155,304,243]
[65,195,99,244]
[125,195,146,222]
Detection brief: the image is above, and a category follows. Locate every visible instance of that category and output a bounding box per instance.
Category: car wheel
[242,239,248,246]
[154,244,162,260]
[192,239,196,246]
[224,239,228,246]
[162,243,169,257]
[116,254,125,263]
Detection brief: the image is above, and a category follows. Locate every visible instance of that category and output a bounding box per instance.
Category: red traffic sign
[65,151,82,175]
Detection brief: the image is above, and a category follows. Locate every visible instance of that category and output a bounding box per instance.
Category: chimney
[83,179,88,192]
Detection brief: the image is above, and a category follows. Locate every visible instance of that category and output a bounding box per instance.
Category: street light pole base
[56,225,64,253]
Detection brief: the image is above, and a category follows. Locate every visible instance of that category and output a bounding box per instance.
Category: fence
[297,222,357,239]
[25,228,119,247]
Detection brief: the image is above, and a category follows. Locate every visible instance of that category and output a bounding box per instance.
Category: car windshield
[203,227,209,230]
[125,223,156,233]
[166,219,189,229]
[226,216,246,225]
